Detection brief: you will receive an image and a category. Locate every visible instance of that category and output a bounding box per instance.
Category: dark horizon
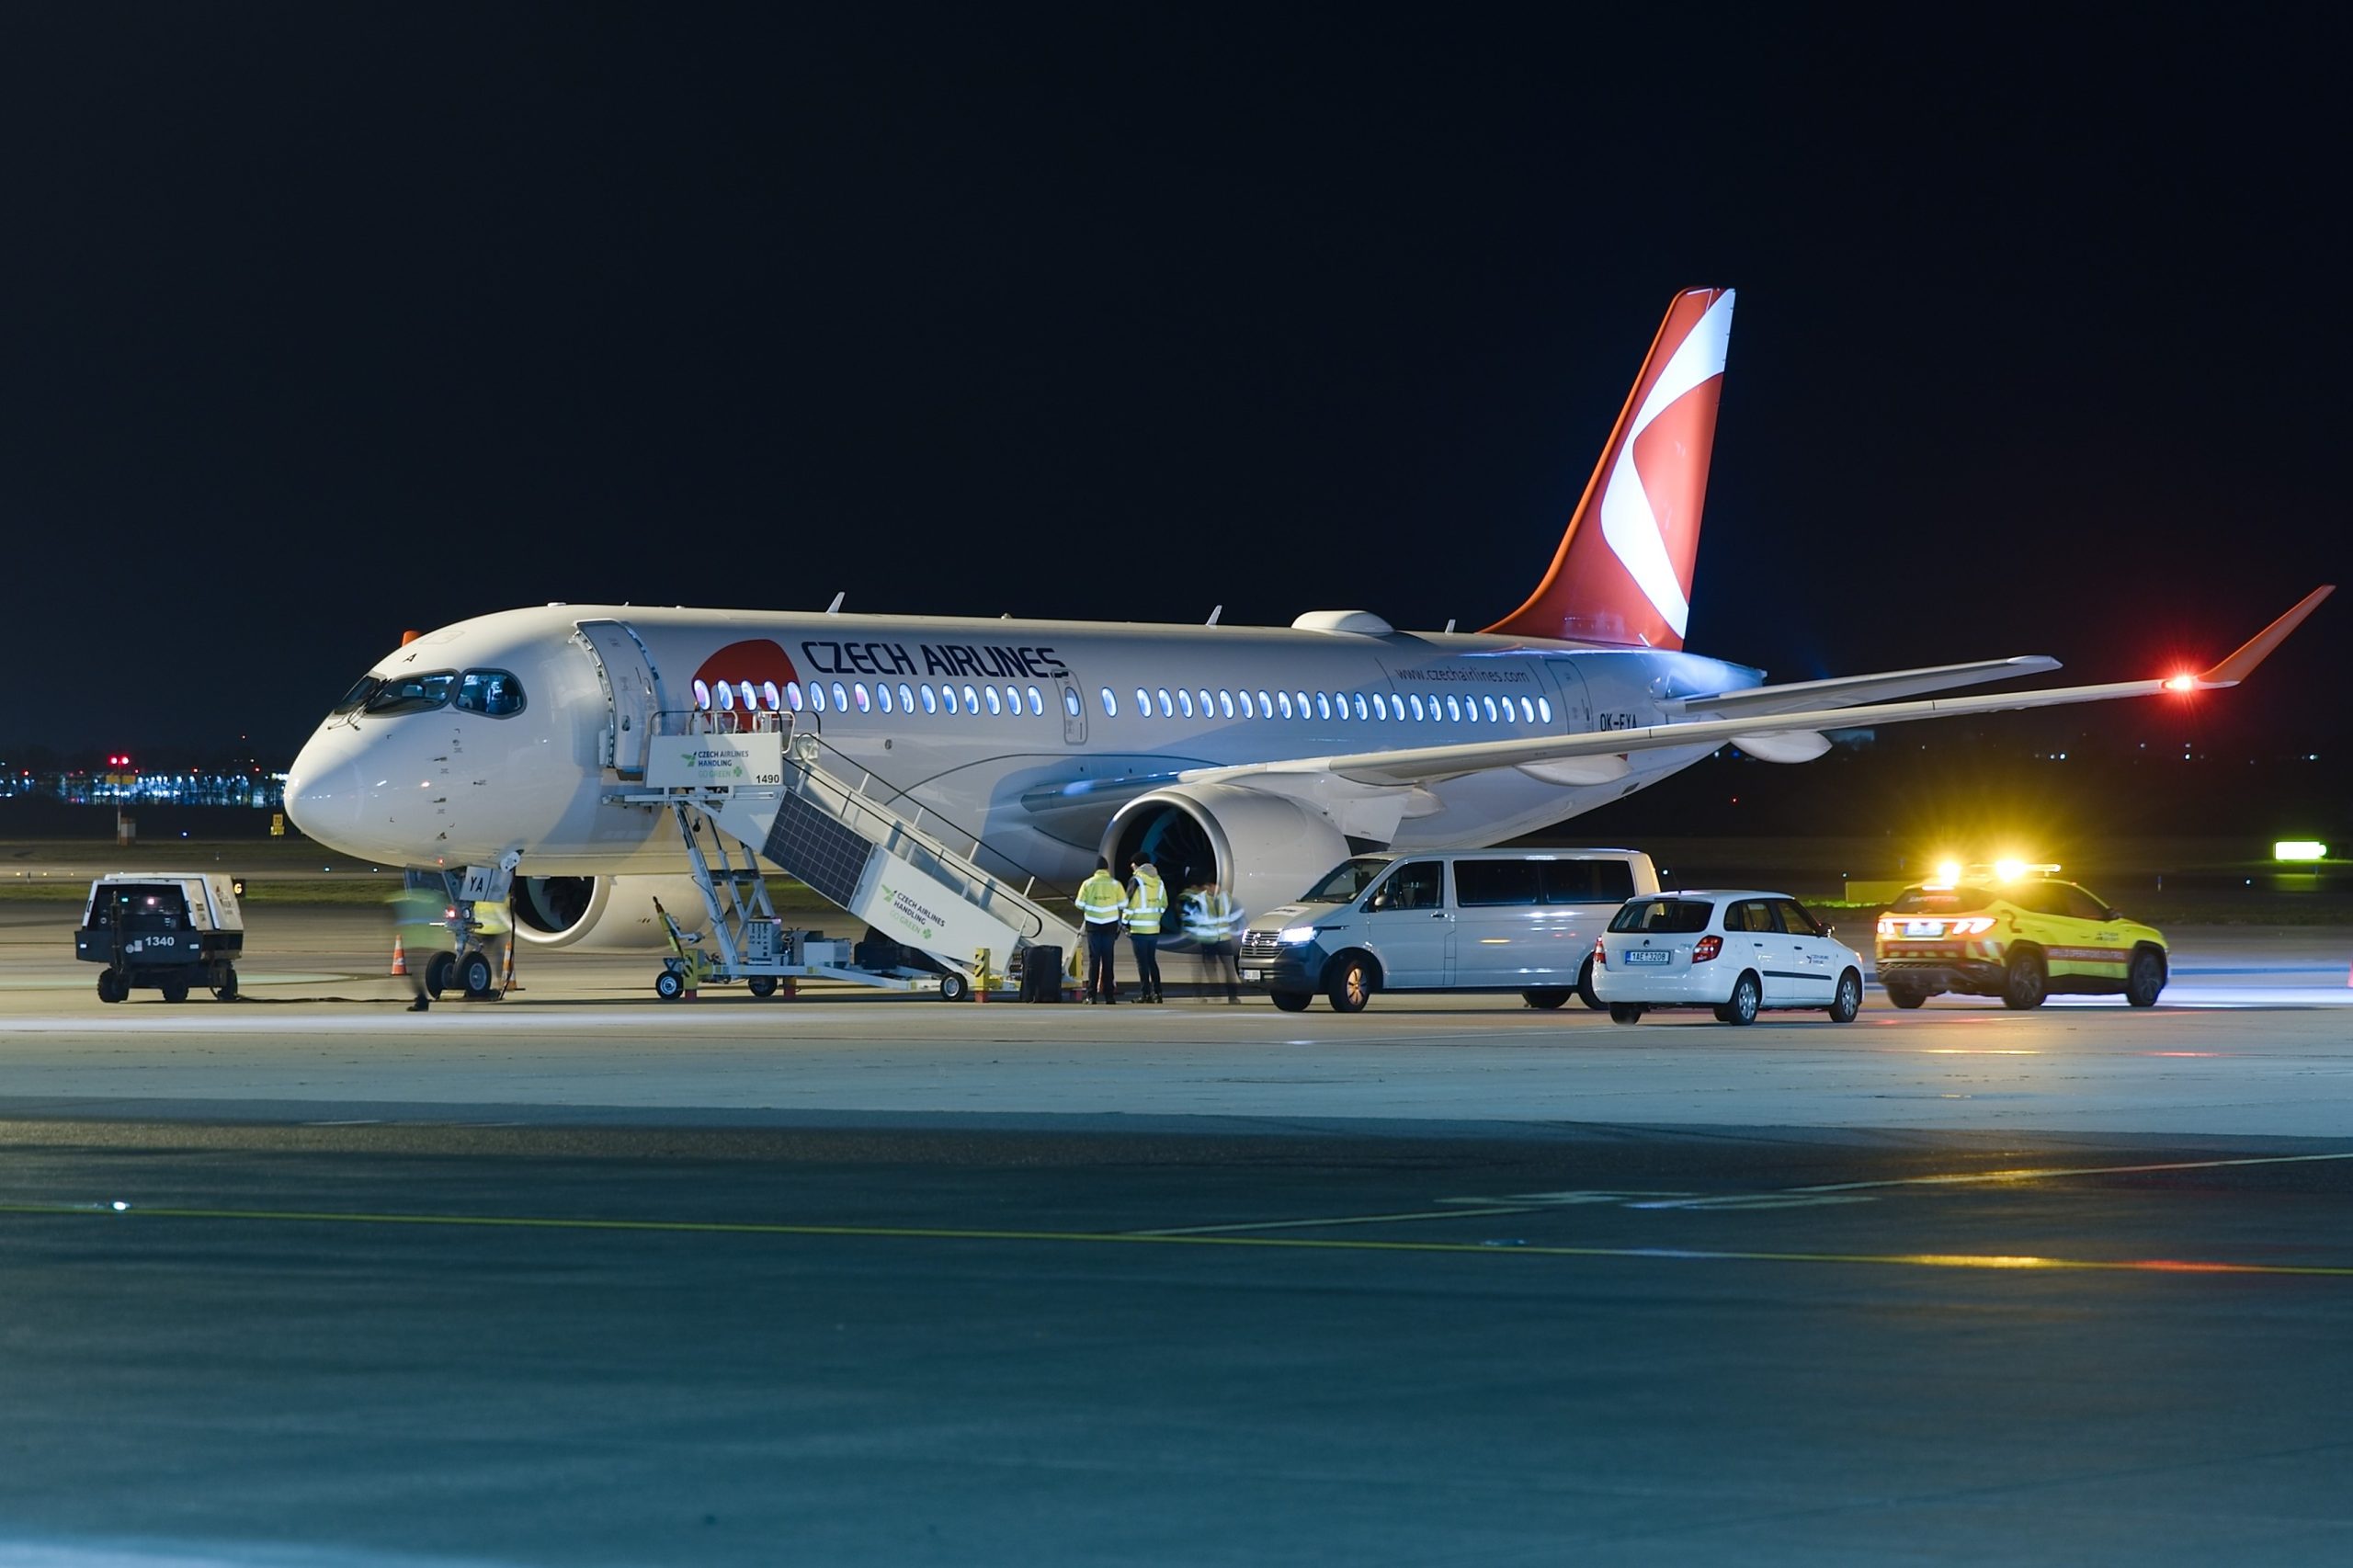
[5,6,2343,775]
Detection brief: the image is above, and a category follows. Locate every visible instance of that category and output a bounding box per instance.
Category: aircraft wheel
[938,971,972,1003]
[1827,969,1862,1024]
[459,949,497,999]
[424,950,455,1001]
[654,969,686,1001]
[1269,990,1312,1012]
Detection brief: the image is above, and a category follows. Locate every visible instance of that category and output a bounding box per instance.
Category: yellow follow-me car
[1874,862,2168,1010]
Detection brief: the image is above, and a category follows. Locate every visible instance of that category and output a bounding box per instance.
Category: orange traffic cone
[390,935,408,976]
[500,938,519,994]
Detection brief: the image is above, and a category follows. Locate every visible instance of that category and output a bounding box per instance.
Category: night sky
[3,5,2342,770]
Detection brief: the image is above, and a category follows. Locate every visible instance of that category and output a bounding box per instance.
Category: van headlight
[1278,925,1318,945]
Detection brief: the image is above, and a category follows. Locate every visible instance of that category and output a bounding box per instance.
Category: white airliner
[284,288,2332,952]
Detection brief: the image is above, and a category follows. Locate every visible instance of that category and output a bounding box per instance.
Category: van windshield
[1301,858,1392,903]
[1609,898,1714,934]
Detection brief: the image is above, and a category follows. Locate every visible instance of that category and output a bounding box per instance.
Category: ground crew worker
[1074,857,1127,1004]
[1184,878,1245,1003]
[1125,854,1168,1003]
[387,882,446,1013]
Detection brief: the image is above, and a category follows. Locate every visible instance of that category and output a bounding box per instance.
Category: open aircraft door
[574,619,664,776]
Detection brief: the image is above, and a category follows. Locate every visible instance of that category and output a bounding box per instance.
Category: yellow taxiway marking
[4,1201,2349,1278]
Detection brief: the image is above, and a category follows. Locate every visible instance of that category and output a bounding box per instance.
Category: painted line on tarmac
[4,1200,2349,1278]
[1758,1148,2353,1199]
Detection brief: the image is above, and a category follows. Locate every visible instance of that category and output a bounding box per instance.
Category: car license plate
[1622,949,1672,964]
[1904,920,1942,937]
[1239,969,1261,981]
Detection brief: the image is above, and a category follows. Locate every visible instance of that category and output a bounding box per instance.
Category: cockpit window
[453,669,527,717]
[331,674,383,715]
[362,671,458,716]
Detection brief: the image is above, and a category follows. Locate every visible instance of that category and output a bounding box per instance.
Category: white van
[1237,848,1660,1013]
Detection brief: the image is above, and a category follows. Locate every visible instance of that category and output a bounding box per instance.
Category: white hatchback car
[1593,891,1865,1025]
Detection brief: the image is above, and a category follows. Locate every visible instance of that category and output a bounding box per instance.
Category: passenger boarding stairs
[615,718,1084,983]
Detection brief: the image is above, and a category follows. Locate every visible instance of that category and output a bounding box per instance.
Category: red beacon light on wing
[2164,672,2197,692]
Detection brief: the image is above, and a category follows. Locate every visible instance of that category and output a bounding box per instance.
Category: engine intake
[1101,786,1353,922]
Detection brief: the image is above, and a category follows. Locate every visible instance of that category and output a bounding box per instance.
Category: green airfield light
[2273,840,2328,862]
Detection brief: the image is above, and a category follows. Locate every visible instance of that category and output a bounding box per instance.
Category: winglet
[2196,585,2336,687]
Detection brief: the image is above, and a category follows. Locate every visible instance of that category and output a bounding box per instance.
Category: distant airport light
[2275,840,2328,862]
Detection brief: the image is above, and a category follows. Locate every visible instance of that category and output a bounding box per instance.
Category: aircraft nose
[283,726,374,857]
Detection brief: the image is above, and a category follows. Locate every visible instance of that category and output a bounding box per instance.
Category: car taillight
[1949,917,1995,936]
[1692,935,1722,962]
[1593,937,1606,966]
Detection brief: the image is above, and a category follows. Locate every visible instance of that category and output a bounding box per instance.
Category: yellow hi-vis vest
[1125,867,1168,934]
[1076,871,1126,925]
[1184,889,1238,942]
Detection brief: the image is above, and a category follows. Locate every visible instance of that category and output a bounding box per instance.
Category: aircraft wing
[1183,585,2335,791]
[1664,656,2062,719]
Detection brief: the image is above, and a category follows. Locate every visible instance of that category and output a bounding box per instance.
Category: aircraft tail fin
[1484,287,1735,649]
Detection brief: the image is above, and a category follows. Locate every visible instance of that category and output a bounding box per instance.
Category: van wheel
[1521,988,1570,1010]
[1270,991,1312,1013]
[1576,955,1604,1010]
[1326,954,1374,1013]
[1827,969,1862,1024]
[159,976,191,1005]
[210,964,238,1002]
[1714,971,1762,1026]
[1608,1003,1643,1024]
[2002,949,2047,1010]
[2125,948,2165,1008]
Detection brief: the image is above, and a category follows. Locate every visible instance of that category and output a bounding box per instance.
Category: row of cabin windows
[692,677,1556,729]
[1107,686,1552,727]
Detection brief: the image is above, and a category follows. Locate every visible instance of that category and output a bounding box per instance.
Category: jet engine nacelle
[1101,785,1353,924]
[511,874,712,951]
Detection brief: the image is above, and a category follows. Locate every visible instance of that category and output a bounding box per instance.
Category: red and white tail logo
[1485,287,1735,649]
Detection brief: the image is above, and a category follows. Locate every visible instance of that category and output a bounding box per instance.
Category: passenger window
[1030,687,1046,715]
[941,686,959,715]
[854,683,871,712]
[1446,696,1462,722]
[454,670,526,717]
[809,683,826,712]
[786,682,805,711]
[1219,690,1235,719]
[831,681,848,712]
[1352,693,1368,721]
[1368,860,1444,912]
[1006,685,1023,716]
[1771,899,1823,936]
[1240,690,1255,718]
[900,683,915,713]
[1136,687,1150,717]
[1157,688,1174,717]
[962,684,981,713]
[1198,689,1213,716]
[1454,860,1542,906]
[1178,689,1195,718]
[1728,901,1776,933]
[1538,697,1553,724]
[2057,884,2109,921]
[1279,692,1294,719]
[1371,694,1387,721]
[1540,860,1636,903]
[1258,689,1273,716]
[984,686,1003,715]
[1315,693,1332,720]
[920,685,938,714]
[1409,694,1425,721]
[1101,687,1118,717]
[877,684,894,713]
